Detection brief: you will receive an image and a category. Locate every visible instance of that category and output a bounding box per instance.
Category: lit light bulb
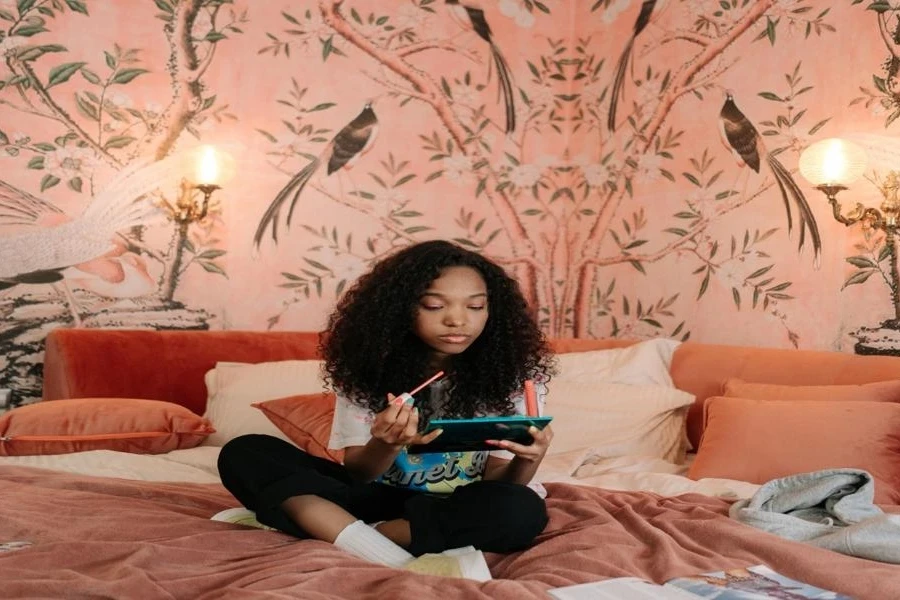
[799,138,868,187]
[196,146,219,185]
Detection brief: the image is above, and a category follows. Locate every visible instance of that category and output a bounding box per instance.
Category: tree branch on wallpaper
[257,1,832,344]
[0,0,243,404]
[255,0,538,311]
[573,0,781,338]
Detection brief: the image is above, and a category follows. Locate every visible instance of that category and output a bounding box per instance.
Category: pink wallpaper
[0,1,898,403]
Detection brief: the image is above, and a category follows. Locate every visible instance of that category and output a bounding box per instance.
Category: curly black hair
[320,239,555,424]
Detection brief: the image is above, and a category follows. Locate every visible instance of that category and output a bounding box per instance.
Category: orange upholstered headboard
[41,329,900,450]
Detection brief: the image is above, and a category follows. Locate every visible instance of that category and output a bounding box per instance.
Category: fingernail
[529,426,537,433]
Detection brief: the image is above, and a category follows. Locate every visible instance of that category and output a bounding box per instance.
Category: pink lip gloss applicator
[396,370,445,406]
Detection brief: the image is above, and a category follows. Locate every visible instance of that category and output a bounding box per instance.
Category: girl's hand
[485,424,554,462]
[370,393,443,448]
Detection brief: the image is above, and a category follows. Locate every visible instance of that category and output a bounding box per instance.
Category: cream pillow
[203,360,328,447]
[554,338,679,388]
[545,380,694,463]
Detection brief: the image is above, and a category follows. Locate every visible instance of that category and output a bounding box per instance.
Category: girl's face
[413,266,489,365]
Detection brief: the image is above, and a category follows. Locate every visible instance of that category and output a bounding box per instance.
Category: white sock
[333,520,413,568]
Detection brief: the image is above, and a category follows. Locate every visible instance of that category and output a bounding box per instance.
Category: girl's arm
[482,424,554,484]
[342,395,443,482]
[342,439,404,482]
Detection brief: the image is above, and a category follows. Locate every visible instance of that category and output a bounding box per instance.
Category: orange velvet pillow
[722,378,900,403]
[252,392,343,463]
[688,397,900,504]
[0,398,215,456]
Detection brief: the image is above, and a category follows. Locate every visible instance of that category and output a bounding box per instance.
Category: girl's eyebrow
[419,291,488,299]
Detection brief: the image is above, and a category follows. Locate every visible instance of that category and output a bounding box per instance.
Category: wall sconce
[169,145,222,224]
[161,145,224,302]
[799,138,900,351]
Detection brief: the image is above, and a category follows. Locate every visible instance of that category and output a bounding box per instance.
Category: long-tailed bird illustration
[254,102,379,248]
[719,92,821,265]
[0,157,180,321]
[608,0,660,132]
[445,0,516,134]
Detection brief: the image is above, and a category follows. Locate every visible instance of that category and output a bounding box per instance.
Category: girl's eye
[420,304,443,311]
[468,305,486,311]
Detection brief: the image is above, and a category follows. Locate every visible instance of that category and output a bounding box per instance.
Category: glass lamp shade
[798,138,868,187]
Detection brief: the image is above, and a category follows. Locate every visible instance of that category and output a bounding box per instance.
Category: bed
[1,329,899,598]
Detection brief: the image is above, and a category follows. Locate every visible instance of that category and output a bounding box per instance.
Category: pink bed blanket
[1,466,898,599]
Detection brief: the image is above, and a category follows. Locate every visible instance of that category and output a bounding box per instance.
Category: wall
[0,0,896,404]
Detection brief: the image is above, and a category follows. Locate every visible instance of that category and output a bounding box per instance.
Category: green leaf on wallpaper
[80,68,100,84]
[758,92,782,102]
[112,68,149,85]
[628,260,645,274]
[39,174,60,192]
[866,1,891,13]
[75,94,99,120]
[205,32,227,43]
[873,75,888,93]
[154,0,174,14]
[841,269,877,290]
[26,156,43,169]
[103,136,135,150]
[64,0,88,16]
[766,16,776,45]
[16,44,65,61]
[747,265,773,279]
[847,256,877,269]
[405,226,430,234]
[17,0,37,13]
[879,245,892,263]
[808,119,829,135]
[732,287,741,309]
[698,269,710,300]
[46,62,86,88]
[425,170,443,182]
[14,24,49,37]
[198,249,226,260]
[664,228,688,237]
[34,142,54,151]
[199,261,227,277]
[67,177,82,192]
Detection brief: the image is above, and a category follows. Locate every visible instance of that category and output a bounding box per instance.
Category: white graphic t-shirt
[327,378,547,495]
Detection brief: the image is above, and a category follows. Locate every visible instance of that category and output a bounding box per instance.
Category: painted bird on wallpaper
[445,0,517,134]
[719,92,822,265]
[608,0,662,132]
[254,102,379,248]
[0,158,178,322]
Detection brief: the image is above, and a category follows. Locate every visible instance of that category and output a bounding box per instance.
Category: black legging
[217,434,548,556]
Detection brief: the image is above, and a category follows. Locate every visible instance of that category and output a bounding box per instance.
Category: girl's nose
[443,307,466,326]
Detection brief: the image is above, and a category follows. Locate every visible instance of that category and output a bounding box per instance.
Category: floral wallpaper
[1,0,899,405]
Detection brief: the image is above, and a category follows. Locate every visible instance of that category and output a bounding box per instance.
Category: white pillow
[202,360,328,447]
[545,380,694,463]
[554,338,679,387]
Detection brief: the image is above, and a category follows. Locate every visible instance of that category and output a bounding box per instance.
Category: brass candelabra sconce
[159,146,224,302]
[800,138,900,354]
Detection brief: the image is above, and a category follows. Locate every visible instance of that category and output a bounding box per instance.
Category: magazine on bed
[547,564,850,600]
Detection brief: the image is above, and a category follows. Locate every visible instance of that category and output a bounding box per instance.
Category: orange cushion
[252,392,343,463]
[0,398,215,456]
[723,378,900,402]
[687,396,900,504]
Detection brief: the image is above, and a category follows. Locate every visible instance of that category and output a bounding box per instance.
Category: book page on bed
[549,565,851,600]
[548,577,699,599]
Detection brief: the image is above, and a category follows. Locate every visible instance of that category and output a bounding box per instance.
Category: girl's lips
[439,335,469,343]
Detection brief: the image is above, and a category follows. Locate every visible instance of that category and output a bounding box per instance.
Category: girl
[218,240,555,568]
